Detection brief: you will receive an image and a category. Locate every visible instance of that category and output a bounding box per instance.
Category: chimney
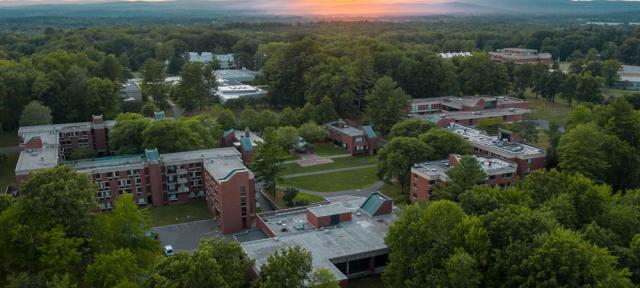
[244,127,250,138]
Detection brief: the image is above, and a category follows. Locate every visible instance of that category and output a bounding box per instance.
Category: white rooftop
[448,123,545,159]
[241,195,398,281]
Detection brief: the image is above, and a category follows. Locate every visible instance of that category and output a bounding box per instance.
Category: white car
[164,245,175,256]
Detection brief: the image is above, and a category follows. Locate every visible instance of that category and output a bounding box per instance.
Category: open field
[279,167,379,192]
[148,200,212,227]
[527,97,572,125]
[0,152,18,192]
[279,155,377,176]
[349,276,385,288]
[603,88,636,98]
[312,142,349,157]
[266,189,325,208]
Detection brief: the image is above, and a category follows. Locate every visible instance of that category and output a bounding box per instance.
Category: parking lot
[152,219,230,251]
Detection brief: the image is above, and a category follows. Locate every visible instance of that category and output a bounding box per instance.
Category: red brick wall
[216,170,255,234]
[24,137,43,149]
[91,127,109,154]
[148,163,164,206]
[306,210,319,228]
[410,172,431,203]
[339,212,352,222]
[374,200,393,216]
[256,216,275,238]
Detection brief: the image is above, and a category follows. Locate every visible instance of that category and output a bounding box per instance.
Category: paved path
[280,164,377,179]
[167,99,184,119]
[278,180,385,198]
[0,147,18,153]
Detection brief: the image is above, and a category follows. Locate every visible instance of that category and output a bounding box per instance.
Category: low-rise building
[221,128,264,163]
[616,65,640,90]
[216,84,267,104]
[416,108,531,128]
[410,95,529,115]
[238,193,397,287]
[438,52,472,59]
[409,154,517,202]
[490,48,552,65]
[447,123,546,179]
[186,52,238,70]
[325,119,380,156]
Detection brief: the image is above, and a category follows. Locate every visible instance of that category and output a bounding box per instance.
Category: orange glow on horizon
[286,0,439,16]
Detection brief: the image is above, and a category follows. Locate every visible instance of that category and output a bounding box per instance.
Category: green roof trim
[360,192,389,216]
[363,125,377,138]
[145,148,160,161]
[241,137,253,152]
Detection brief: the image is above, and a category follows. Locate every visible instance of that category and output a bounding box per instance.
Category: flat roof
[159,147,241,164]
[67,155,146,174]
[412,95,526,107]
[413,108,531,121]
[307,204,351,218]
[325,120,365,137]
[204,157,251,182]
[448,123,546,159]
[241,195,398,281]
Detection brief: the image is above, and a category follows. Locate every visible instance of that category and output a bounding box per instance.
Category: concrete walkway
[278,181,385,198]
[280,164,377,179]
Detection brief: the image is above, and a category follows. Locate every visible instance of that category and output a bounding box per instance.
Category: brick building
[447,123,546,179]
[409,154,518,203]
[15,118,256,234]
[221,128,264,163]
[237,193,397,287]
[325,119,380,156]
[489,48,553,65]
[410,95,530,115]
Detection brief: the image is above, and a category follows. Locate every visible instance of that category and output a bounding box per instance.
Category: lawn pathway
[280,164,377,179]
[277,180,385,198]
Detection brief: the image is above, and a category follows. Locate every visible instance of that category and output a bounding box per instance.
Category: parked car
[164,245,174,256]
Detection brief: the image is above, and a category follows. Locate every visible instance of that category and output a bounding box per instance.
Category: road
[167,99,184,119]
[278,181,385,198]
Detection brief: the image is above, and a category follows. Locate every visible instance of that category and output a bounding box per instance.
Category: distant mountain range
[0,0,639,18]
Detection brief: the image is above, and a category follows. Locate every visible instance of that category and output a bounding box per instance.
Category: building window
[504,173,513,178]
[488,175,496,180]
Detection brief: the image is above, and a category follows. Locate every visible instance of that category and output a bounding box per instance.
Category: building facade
[410,95,530,115]
[409,154,518,203]
[221,129,264,163]
[489,48,553,65]
[15,118,256,234]
[325,119,379,156]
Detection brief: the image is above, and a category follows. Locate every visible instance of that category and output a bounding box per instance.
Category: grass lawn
[147,200,212,227]
[279,155,378,176]
[0,152,18,192]
[379,182,409,204]
[266,189,325,208]
[349,276,385,288]
[279,167,379,192]
[603,88,635,98]
[312,142,349,157]
[527,97,572,125]
[0,132,18,147]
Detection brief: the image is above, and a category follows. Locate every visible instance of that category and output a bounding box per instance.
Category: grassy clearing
[349,276,385,288]
[379,182,409,204]
[147,200,212,227]
[312,142,348,157]
[527,97,572,124]
[0,133,18,147]
[266,189,325,208]
[603,88,635,98]
[279,167,379,192]
[279,155,378,176]
[0,152,18,192]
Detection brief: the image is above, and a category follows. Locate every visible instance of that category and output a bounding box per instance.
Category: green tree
[19,101,52,127]
[575,72,604,103]
[85,249,138,288]
[86,77,121,119]
[98,54,122,81]
[251,129,287,195]
[256,110,281,131]
[475,118,503,134]
[457,53,510,95]
[255,246,312,288]
[140,101,160,117]
[365,76,410,135]
[280,107,300,127]
[308,268,340,288]
[517,228,632,287]
[142,119,199,153]
[36,227,84,280]
[144,239,253,288]
[313,96,339,124]
[434,156,487,201]
[217,109,238,131]
[66,147,98,161]
[557,124,620,183]
[377,137,433,193]
[140,59,168,107]
[298,121,327,143]
[240,108,260,131]
[274,126,299,151]
[444,249,483,288]
[602,60,622,87]
[283,187,299,207]
[109,113,151,155]
[389,119,435,139]
[418,128,472,160]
